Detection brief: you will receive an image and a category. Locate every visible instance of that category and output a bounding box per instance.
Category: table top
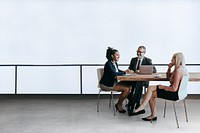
[117,72,200,82]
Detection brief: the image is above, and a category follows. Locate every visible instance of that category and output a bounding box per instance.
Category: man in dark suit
[127,46,157,116]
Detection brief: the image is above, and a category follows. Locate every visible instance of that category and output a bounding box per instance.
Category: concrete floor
[0,96,200,133]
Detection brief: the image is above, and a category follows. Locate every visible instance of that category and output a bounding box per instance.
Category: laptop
[139,65,153,74]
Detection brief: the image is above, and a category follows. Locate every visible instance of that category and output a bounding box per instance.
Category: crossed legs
[134,85,158,118]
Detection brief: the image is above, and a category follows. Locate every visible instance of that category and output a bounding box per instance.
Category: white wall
[0,0,200,64]
[0,0,199,94]
[17,66,80,94]
[0,67,15,94]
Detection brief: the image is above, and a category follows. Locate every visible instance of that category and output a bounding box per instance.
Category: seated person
[100,47,132,113]
[132,52,188,121]
[127,46,156,115]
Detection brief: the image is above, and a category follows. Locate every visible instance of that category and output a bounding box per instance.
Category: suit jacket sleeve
[100,61,125,87]
[106,62,125,77]
[128,58,137,71]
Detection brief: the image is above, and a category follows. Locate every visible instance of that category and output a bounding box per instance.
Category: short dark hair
[106,47,118,61]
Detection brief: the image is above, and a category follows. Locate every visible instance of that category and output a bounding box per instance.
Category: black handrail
[0,64,200,66]
[0,64,199,94]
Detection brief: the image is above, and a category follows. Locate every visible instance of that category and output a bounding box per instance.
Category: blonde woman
[132,52,188,121]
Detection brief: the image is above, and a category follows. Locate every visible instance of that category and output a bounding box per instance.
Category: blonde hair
[172,52,186,70]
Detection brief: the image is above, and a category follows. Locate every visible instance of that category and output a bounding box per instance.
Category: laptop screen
[139,65,153,74]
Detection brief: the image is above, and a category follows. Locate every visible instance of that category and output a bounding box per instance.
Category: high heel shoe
[142,116,157,121]
[115,104,126,113]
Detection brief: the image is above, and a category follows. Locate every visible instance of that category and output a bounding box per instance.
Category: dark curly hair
[106,47,118,61]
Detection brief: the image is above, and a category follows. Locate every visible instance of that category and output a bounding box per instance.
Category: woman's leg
[134,85,157,112]
[114,84,131,110]
[148,91,157,118]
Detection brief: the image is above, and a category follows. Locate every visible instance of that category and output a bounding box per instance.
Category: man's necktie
[136,59,141,70]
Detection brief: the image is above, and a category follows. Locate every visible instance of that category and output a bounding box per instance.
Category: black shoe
[142,116,157,121]
[129,109,145,116]
[115,104,126,113]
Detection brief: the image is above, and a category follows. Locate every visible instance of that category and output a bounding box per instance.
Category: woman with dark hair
[100,47,133,113]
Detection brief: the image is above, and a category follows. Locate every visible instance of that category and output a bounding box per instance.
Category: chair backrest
[97,68,104,88]
[178,75,189,100]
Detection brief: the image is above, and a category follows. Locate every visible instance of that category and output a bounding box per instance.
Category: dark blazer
[100,61,125,87]
[129,57,157,73]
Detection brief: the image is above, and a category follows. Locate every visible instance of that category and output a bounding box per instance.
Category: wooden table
[117,72,200,82]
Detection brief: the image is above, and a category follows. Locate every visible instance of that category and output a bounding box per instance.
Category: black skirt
[156,85,179,101]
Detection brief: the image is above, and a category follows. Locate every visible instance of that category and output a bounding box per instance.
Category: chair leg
[183,100,188,122]
[173,102,179,128]
[109,92,112,108]
[111,92,116,116]
[163,101,167,117]
[97,90,101,112]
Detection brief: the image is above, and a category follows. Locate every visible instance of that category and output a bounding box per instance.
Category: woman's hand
[168,63,174,69]
[125,69,134,74]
